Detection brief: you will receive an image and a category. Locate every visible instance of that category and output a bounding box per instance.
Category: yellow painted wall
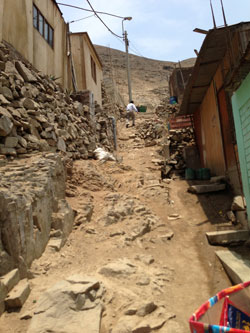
[1,0,30,59]
[70,34,87,91]
[71,33,103,106]
[83,35,103,106]
[200,82,226,175]
[0,0,103,104]
[0,0,70,88]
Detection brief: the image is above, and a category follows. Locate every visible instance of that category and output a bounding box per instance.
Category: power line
[129,41,144,57]
[69,14,95,24]
[57,3,124,19]
[85,0,123,39]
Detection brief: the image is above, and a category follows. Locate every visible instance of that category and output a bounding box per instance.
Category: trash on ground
[94,148,116,162]
[189,280,250,332]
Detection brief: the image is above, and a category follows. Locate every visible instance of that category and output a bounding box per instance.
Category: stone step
[0,268,20,292]
[5,279,31,310]
[206,230,250,246]
[216,250,250,285]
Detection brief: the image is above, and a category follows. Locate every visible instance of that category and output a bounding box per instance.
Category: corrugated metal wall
[199,82,226,175]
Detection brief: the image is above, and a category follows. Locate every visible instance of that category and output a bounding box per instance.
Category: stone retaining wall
[0,153,74,277]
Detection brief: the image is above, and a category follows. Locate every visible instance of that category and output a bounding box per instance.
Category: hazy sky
[57,0,250,62]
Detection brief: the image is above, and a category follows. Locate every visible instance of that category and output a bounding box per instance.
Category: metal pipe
[220,0,227,27]
[124,31,132,101]
[110,116,117,150]
[122,18,133,102]
[210,0,217,29]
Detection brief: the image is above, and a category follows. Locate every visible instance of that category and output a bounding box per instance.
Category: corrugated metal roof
[179,22,250,115]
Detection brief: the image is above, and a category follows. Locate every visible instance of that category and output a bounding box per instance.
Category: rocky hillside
[95,45,195,111]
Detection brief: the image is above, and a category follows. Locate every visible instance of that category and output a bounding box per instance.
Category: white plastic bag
[94,148,116,162]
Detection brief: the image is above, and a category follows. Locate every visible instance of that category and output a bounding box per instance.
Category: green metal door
[232,72,250,223]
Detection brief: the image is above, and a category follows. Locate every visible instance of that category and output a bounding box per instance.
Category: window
[33,4,54,49]
[44,22,49,42]
[33,6,38,29]
[48,26,54,48]
[38,13,44,35]
[91,56,97,83]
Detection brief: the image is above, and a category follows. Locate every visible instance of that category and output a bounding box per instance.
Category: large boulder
[27,275,104,333]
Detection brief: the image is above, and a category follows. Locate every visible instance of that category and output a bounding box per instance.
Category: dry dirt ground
[0,112,233,333]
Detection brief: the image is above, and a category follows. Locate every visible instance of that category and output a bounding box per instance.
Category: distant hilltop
[95,44,195,110]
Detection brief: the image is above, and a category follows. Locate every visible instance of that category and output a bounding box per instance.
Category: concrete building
[0,0,103,106]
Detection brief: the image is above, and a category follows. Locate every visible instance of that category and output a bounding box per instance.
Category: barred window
[33,4,54,49]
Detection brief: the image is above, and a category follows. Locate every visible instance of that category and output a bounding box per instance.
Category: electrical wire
[69,14,95,24]
[57,3,125,19]
[129,41,144,57]
[85,0,123,39]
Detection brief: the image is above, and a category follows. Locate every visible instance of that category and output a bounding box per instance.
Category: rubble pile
[136,119,167,146]
[0,41,115,160]
[161,128,196,178]
[155,98,179,119]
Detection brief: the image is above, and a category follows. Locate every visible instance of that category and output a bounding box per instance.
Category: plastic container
[138,105,147,112]
[201,168,211,180]
[169,96,178,104]
[195,168,211,180]
[195,169,202,180]
[185,168,195,180]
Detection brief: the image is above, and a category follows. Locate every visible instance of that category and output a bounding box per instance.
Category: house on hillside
[0,0,103,106]
[179,22,250,222]
[70,32,103,107]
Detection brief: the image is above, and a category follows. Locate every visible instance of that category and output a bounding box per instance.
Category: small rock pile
[155,98,179,119]
[136,119,167,146]
[0,41,116,160]
[161,127,195,178]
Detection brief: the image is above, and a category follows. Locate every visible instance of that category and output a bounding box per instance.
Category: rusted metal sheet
[169,115,192,129]
[200,84,226,175]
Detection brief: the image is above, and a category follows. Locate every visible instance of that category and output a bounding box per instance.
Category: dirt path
[0,113,231,333]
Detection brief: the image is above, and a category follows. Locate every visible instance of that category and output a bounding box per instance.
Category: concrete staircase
[0,269,31,315]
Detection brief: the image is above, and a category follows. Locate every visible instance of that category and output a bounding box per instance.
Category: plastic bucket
[185,168,195,180]
[139,105,147,112]
[201,168,211,180]
[169,96,178,104]
[195,169,202,180]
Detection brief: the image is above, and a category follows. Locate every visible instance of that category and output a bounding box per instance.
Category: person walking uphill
[126,101,138,128]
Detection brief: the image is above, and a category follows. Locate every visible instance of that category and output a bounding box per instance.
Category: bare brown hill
[95,45,195,111]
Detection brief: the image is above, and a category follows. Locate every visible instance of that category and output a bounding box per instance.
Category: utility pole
[124,31,132,101]
[122,17,132,102]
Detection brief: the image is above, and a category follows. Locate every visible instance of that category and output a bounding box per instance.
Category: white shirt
[126,103,138,112]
